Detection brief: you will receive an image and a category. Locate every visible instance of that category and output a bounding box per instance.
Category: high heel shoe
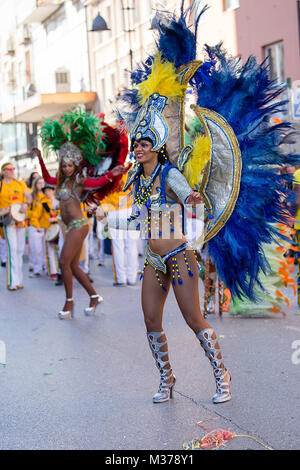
[147,331,176,403]
[153,373,176,403]
[196,328,231,404]
[84,294,103,316]
[58,298,74,320]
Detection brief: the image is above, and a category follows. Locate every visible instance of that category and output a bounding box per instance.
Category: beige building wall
[191,0,239,59]
[236,0,300,84]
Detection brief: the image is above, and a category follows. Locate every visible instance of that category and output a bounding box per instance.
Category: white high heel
[84,294,103,316]
[58,298,74,320]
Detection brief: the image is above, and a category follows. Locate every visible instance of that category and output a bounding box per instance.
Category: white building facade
[0,0,179,174]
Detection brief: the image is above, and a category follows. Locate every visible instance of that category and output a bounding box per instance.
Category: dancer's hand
[188,191,203,206]
[96,205,107,222]
[86,202,98,215]
[31,147,42,159]
[20,203,28,214]
[111,165,126,176]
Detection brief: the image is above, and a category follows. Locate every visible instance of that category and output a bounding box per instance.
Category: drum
[45,223,60,243]
[10,203,26,223]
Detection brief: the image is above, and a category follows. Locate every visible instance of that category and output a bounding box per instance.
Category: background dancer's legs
[59,225,96,312]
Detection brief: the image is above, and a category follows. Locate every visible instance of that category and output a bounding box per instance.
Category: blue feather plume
[155,0,207,68]
[116,3,299,302]
[194,44,300,300]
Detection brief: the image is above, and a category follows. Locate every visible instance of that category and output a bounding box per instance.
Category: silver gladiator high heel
[147,331,176,403]
[58,298,74,320]
[196,328,231,404]
[84,294,103,316]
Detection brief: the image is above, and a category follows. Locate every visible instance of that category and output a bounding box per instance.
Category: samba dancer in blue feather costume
[97,1,298,404]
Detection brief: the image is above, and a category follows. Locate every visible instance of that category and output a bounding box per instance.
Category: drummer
[0,162,31,290]
[28,177,59,279]
[27,176,46,278]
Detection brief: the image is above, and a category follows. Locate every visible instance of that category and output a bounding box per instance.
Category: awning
[1,92,98,124]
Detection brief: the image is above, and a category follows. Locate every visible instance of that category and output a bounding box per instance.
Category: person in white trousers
[43,185,59,280]
[109,207,140,286]
[3,224,26,288]
[27,177,47,277]
[0,162,31,290]
[0,237,7,266]
[96,219,106,266]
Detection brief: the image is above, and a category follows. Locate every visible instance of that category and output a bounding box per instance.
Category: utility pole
[120,0,135,72]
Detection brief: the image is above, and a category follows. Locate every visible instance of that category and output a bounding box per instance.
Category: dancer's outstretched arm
[83,165,125,190]
[32,148,57,186]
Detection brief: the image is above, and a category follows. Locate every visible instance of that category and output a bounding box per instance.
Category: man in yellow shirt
[0,162,31,290]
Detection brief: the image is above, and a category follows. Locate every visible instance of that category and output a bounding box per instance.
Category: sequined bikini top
[55,179,80,202]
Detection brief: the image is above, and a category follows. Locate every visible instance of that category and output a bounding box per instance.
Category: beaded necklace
[134,163,161,210]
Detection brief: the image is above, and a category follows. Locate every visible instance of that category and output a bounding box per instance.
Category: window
[25,51,31,84]
[97,5,112,44]
[118,0,125,30]
[56,71,68,86]
[120,0,137,31]
[224,0,240,11]
[55,69,70,92]
[101,77,106,104]
[145,0,153,16]
[132,0,139,24]
[111,73,116,97]
[264,41,285,84]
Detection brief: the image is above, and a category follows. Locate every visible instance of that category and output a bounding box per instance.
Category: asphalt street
[0,241,300,451]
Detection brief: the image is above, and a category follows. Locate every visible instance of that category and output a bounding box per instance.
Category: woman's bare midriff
[60,199,84,226]
[147,179,187,256]
[58,181,85,225]
[148,236,187,256]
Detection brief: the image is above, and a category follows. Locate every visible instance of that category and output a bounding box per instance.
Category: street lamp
[89,13,111,32]
[90,2,136,71]
[85,8,111,90]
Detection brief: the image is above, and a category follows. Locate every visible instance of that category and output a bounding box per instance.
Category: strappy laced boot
[146,331,176,403]
[84,294,103,316]
[196,328,231,404]
[58,298,74,320]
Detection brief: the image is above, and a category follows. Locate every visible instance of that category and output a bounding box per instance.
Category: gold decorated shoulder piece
[190,105,242,243]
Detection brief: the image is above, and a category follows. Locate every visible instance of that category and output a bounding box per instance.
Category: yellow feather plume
[184,135,211,188]
[137,54,186,105]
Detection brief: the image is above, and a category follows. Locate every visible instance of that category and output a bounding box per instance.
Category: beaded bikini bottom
[141,243,197,291]
[66,217,89,233]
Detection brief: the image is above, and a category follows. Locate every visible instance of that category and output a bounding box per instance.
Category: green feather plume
[39,108,106,166]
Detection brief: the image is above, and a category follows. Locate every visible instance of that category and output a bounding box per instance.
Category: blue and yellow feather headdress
[119,0,300,302]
